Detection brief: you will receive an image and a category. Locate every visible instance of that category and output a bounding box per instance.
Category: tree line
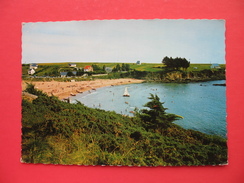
[162,56,190,70]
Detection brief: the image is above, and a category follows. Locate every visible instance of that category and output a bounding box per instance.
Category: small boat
[76,90,83,93]
[70,93,76,96]
[213,83,226,86]
[123,87,130,97]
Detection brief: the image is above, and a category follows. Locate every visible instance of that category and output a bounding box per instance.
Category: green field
[23,62,225,77]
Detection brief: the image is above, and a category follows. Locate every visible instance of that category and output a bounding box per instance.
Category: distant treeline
[22,84,227,166]
[162,56,190,70]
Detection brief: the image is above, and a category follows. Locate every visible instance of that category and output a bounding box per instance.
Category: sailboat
[123,87,130,97]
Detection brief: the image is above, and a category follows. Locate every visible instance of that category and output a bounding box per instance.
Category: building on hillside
[69,63,77,67]
[29,63,38,69]
[28,69,35,75]
[105,67,112,73]
[210,63,220,69]
[60,72,68,78]
[84,65,93,72]
[136,61,141,65]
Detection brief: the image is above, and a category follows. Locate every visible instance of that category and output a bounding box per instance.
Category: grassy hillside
[22,62,225,77]
[129,63,163,72]
[22,84,227,166]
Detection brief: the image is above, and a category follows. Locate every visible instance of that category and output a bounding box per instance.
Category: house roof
[211,63,219,66]
[84,66,92,69]
[136,61,141,64]
[105,67,112,72]
[69,63,76,67]
[60,72,68,75]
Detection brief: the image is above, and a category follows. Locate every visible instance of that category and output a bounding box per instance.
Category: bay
[71,80,226,137]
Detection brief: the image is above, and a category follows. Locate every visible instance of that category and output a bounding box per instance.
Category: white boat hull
[123,87,130,97]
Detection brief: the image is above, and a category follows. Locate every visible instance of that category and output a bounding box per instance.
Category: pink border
[1,0,244,182]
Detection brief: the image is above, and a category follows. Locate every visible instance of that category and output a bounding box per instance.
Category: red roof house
[84,66,93,72]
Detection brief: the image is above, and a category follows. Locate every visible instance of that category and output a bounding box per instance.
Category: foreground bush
[22,85,227,166]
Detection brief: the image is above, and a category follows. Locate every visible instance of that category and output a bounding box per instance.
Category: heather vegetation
[22,84,227,166]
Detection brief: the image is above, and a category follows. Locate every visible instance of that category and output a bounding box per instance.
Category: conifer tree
[139,94,181,131]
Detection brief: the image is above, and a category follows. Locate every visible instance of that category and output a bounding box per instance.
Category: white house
[84,65,93,72]
[136,61,141,65]
[29,63,38,69]
[69,63,77,67]
[210,64,220,69]
[60,72,68,78]
[28,69,35,75]
[105,67,112,73]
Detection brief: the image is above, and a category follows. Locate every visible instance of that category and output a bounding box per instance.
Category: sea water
[71,80,226,137]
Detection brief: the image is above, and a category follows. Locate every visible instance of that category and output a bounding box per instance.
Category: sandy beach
[22,78,144,99]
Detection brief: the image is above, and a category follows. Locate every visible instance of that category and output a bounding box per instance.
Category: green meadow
[23,62,225,77]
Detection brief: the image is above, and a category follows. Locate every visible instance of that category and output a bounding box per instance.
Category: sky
[22,19,225,64]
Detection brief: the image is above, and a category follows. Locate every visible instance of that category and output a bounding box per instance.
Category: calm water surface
[71,80,226,137]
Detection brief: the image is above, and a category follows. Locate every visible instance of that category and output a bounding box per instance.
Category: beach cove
[22,78,144,99]
[71,80,226,137]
